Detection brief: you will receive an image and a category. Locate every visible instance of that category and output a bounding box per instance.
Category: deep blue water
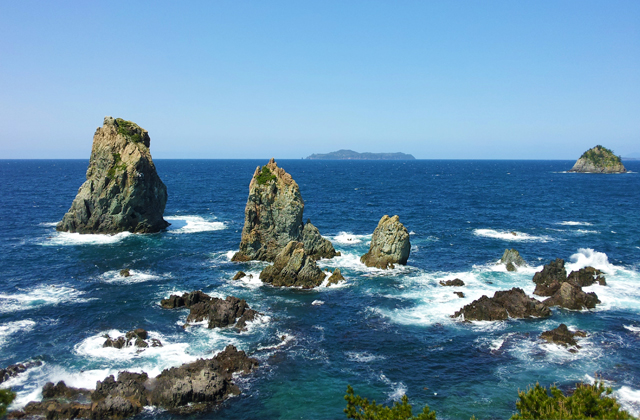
[1,159,639,419]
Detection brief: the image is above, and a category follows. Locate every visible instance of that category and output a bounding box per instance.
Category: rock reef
[453,288,551,321]
[17,345,257,419]
[360,215,410,269]
[232,159,336,262]
[1,360,42,385]
[540,323,587,348]
[57,117,169,234]
[569,145,626,173]
[161,292,259,331]
[103,328,162,349]
[533,259,602,310]
[259,241,327,288]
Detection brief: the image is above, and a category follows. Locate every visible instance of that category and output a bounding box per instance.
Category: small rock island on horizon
[306,149,415,160]
[569,145,627,173]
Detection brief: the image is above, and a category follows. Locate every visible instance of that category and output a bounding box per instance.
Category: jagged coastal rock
[440,278,465,287]
[543,282,600,310]
[452,288,551,321]
[1,360,43,385]
[500,249,526,272]
[260,241,327,288]
[18,345,258,419]
[232,159,336,262]
[56,117,169,234]
[161,292,259,331]
[540,323,587,349]
[532,258,568,296]
[569,145,627,173]
[567,266,607,287]
[326,268,345,286]
[102,328,162,349]
[532,259,603,310]
[360,215,410,269]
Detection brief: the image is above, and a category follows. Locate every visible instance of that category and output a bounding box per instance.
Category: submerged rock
[56,117,169,234]
[540,323,587,348]
[454,291,465,298]
[260,241,326,288]
[103,328,162,349]
[543,282,600,310]
[119,268,131,277]
[360,215,410,269]
[1,360,43,385]
[440,278,465,287]
[326,268,345,286]
[452,288,551,321]
[233,271,247,280]
[532,258,567,297]
[569,145,627,173]
[567,266,606,287]
[19,345,258,419]
[500,249,526,271]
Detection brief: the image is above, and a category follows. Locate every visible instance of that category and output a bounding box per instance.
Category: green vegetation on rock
[107,152,128,179]
[345,385,437,420]
[580,145,622,168]
[0,387,16,417]
[115,118,143,143]
[256,166,276,185]
[511,381,635,420]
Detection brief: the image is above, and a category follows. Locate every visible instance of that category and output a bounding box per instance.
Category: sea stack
[57,117,169,234]
[360,215,410,269]
[232,158,336,262]
[569,145,626,173]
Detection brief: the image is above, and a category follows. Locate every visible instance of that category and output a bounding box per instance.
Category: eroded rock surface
[161,292,258,331]
[360,215,410,269]
[540,323,587,348]
[302,220,339,260]
[543,282,600,310]
[57,117,169,234]
[452,288,551,321]
[260,241,326,288]
[18,345,258,419]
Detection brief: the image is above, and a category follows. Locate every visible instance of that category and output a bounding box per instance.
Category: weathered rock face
[19,345,258,419]
[567,267,606,287]
[103,328,162,349]
[500,249,526,271]
[540,323,587,348]
[1,360,42,385]
[569,145,627,173]
[161,292,258,331]
[259,241,326,288]
[543,282,600,310]
[440,278,465,287]
[533,259,568,296]
[232,159,305,262]
[360,215,410,269]
[302,220,338,260]
[326,268,345,286]
[452,288,551,321]
[57,117,169,234]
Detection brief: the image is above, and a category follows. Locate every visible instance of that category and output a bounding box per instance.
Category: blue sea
[1,159,639,419]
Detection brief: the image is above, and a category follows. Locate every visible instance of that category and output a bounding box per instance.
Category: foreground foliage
[511,381,635,420]
[344,385,437,420]
[0,388,16,417]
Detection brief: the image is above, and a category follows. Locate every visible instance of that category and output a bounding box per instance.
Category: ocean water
[0,159,639,419]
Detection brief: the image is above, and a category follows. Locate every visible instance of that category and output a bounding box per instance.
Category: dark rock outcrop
[259,241,326,288]
[326,268,345,286]
[103,328,162,349]
[540,323,587,348]
[440,278,465,287]
[233,271,247,280]
[500,249,526,271]
[569,145,627,173]
[119,269,131,277]
[56,117,169,234]
[567,267,606,287]
[19,345,258,419]
[1,360,42,385]
[543,282,600,310]
[454,292,465,298]
[360,215,410,269]
[452,288,551,321]
[231,159,337,262]
[161,291,259,331]
[302,220,338,260]
[533,259,568,296]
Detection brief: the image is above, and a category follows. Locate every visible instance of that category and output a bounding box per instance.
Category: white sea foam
[312,300,324,306]
[0,320,36,347]
[165,215,225,234]
[559,221,593,226]
[230,269,265,289]
[330,232,371,245]
[576,229,599,234]
[616,386,640,417]
[38,222,60,227]
[379,374,407,400]
[0,285,89,313]
[566,248,616,273]
[624,325,640,334]
[98,270,164,284]
[345,351,386,363]
[473,229,551,242]
[42,231,132,246]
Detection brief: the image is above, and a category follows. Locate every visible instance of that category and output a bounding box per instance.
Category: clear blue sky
[1,1,638,159]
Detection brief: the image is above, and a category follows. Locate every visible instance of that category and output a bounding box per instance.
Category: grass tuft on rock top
[115,118,143,143]
[256,166,277,185]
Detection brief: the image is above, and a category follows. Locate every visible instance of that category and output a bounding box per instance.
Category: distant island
[306,149,415,160]
[569,145,626,174]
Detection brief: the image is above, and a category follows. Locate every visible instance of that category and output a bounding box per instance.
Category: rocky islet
[569,145,627,173]
[360,215,411,269]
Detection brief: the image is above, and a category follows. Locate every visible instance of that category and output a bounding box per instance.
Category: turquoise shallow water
[0,159,639,419]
